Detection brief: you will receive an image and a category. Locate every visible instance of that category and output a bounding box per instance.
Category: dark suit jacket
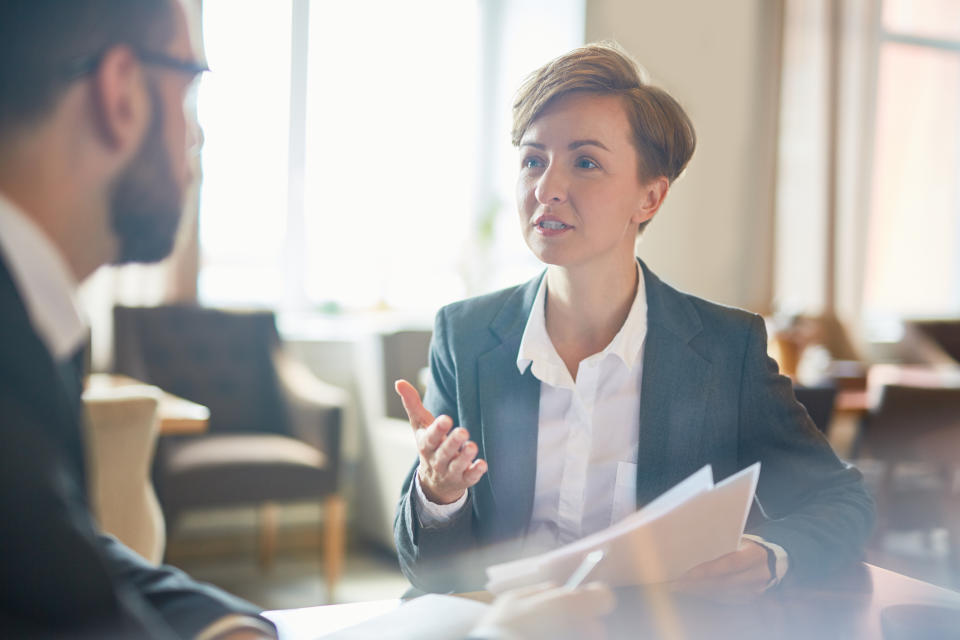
[395,260,875,592]
[0,257,268,639]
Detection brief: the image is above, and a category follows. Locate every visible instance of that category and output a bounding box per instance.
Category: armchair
[112,305,349,596]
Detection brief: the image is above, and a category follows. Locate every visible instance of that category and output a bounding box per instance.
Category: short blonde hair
[512,43,696,227]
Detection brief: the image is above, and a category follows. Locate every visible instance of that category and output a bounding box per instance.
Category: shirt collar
[0,191,86,361]
[517,261,648,385]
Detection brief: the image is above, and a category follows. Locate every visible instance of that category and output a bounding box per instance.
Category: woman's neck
[544,254,639,379]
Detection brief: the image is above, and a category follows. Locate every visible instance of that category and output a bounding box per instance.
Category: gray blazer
[395,260,874,592]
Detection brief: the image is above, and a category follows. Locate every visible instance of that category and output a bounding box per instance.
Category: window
[862,0,960,321]
[774,0,960,341]
[197,0,584,314]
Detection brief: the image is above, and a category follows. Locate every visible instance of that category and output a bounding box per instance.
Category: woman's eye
[522,156,544,169]
[576,157,599,170]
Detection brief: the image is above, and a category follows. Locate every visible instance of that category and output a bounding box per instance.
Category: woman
[394,43,873,597]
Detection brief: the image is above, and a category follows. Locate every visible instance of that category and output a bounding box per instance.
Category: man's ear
[90,45,150,156]
[633,175,670,226]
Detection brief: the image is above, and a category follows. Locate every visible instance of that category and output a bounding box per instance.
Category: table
[85,373,209,435]
[264,564,960,639]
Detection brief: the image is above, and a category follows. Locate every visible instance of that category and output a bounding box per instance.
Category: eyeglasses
[63,47,210,81]
[137,50,210,77]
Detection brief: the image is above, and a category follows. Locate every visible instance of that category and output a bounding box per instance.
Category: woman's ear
[633,176,670,226]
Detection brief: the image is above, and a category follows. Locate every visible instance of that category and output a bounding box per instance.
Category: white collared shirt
[416,262,646,552]
[0,192,86,361]
[515,263,646,552]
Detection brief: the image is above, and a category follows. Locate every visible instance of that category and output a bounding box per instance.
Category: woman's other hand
[669,538,773,603]
[395,379,488,505]
[474,582,615,640]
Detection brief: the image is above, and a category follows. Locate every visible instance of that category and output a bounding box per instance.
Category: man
[0,0,275,637]
[0,1,612,638]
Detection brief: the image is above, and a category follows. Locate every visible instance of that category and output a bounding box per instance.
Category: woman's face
[516,92,661,271]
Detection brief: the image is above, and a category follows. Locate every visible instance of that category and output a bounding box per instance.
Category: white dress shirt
[417,262,645,552]
[415,260,789,585]
[0,191,274,640]
[0,192,86,361]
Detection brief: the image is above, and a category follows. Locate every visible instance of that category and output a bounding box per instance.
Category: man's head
[0,0,205,271]
[511,43,696,234]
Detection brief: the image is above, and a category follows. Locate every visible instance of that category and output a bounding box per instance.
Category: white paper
[485,463,761,593]
[314,595,490,640]
[265,600,402,640]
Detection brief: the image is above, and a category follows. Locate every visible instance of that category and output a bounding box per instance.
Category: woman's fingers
[396,378,489,500]
[679,540,767,581]
[447,440,478,475]
[670,541,772,602]
[435,427,470,464]
[395,379,434,430]
[463,458,488,486]
[416,416,453,457]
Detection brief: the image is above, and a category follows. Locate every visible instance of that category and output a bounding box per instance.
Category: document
[485,463,760,594]
[266,596,490,640]
[317,595,489,640]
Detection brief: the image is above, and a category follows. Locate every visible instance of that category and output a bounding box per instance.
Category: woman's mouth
[533,218,573,236]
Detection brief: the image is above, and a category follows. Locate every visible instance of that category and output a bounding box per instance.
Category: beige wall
[585,0,782,312]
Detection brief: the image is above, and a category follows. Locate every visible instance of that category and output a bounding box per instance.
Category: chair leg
[942,488,960,579]
[870,464,893,550]
[259,502,279,572]
[323,494,347,601]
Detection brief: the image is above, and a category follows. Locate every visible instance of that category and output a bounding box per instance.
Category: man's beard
[109,85,184,265]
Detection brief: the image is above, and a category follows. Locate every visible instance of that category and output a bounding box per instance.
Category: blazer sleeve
[394,306,482,592]
[0,392,270,639]
[737,315,875,585]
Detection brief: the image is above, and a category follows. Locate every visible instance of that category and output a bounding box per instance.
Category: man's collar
[0,192,86,361]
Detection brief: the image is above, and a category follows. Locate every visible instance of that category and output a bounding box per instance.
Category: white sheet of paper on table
[485,463,760,594]
[314,595,490,640]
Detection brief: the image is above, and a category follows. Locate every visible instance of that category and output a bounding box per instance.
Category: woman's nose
[534,165,567,204]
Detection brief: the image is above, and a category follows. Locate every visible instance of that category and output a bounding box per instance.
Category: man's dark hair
[0,0,175,138]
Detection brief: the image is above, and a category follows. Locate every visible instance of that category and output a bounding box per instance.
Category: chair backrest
[864,384,960,462]
[381,329,433,421]
[113,305,291,436]
[793,384,837,434]
[910,320,960,364]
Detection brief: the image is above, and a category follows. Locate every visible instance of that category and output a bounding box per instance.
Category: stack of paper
[485,463,760,593]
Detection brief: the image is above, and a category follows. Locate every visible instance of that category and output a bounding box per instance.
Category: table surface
[264,563,960,640]
[84,373,209,435]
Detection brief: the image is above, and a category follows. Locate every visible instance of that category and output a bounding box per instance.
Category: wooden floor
[173,540,409,610]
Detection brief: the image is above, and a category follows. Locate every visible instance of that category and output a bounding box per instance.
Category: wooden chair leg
[942,481,960,576]
[323,494,347,601]
[870,464,893,550]
[259,502,279,572]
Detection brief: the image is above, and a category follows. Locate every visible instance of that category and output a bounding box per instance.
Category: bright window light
[197,0,584,314]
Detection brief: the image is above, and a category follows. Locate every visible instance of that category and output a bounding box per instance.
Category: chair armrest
[274,349,350,480]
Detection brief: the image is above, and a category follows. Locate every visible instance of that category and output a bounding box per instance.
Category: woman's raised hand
[394,379,488,505]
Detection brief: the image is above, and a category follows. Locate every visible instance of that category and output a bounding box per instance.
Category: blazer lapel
[0,255,88,485]
[636,260,712,505]
[477,275,542,540]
